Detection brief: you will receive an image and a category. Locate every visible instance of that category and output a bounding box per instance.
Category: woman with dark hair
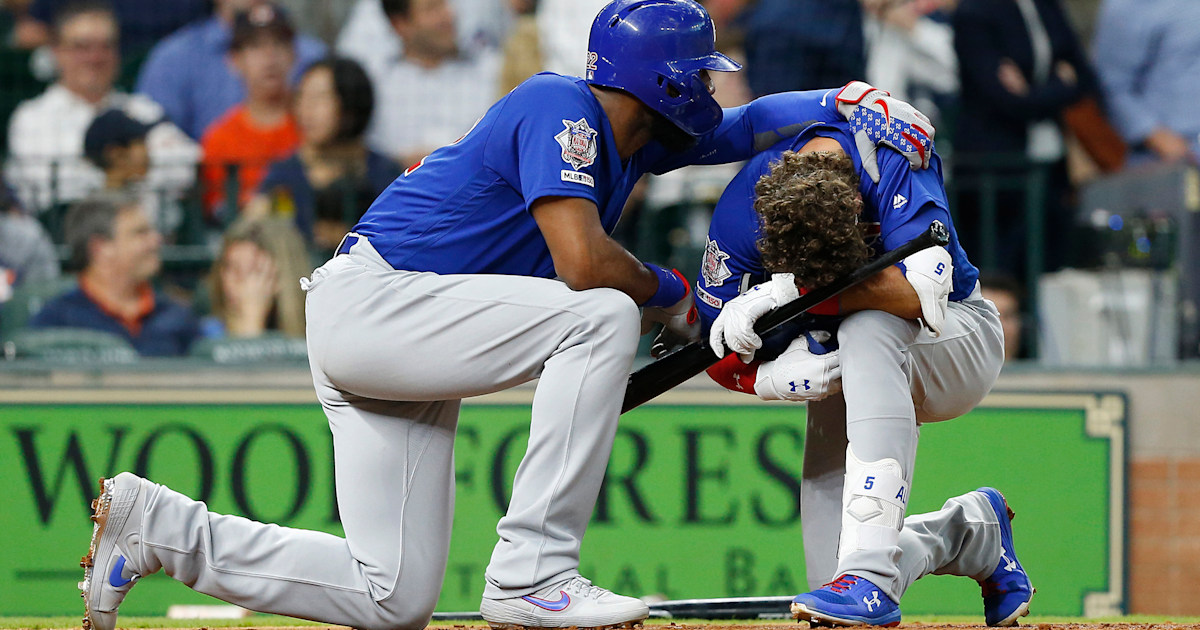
[246,56,401,253]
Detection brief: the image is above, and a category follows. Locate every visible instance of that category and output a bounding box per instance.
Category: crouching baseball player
[78,3,939,630]
[696,86,1035,627]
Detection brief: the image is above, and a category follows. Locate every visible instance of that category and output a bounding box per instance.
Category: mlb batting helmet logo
[555,118,599,170]
[586,51,598,80]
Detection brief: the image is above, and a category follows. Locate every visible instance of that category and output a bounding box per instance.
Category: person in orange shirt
[200,3,301,219]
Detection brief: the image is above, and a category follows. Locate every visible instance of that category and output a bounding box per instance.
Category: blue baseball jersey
[353,74,843,278]
[695,120,979,331]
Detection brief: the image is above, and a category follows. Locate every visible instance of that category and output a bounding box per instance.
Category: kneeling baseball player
[77,2,940,630]
[694,83,1035,627]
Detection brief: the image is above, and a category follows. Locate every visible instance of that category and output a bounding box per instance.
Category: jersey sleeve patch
[701,237,733,286]
[696,283,723,309]
[555,118,599,170]
[560,170,595,187]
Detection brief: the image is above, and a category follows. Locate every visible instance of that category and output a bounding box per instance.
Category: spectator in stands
[202,216,309,339]
[861,0,958,125]
[5,3,197,216]
[29,192,198,356]
[742,0,864,95]
[248,57,400,252]
[83,107,197,234]
[952,0,1099,274]
[13,0,209,55]
[497,0,540,96]
[336,0,511,83]
[362,0,501,167]
[200,4,301,219]
[980,273,1025,361]
[83,107,150,190]
[1092,0,1200,166]
[0,178,59,306]
[533,0,607,77]
[4,0,35,43]
[136,0,324,141]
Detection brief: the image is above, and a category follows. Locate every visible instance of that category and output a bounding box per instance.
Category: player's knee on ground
[360,593,439,630]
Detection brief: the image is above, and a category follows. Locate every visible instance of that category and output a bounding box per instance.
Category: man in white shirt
[361,0,501,167]
[336,0,511,84]
[535,0,609,77]
[5,3,198,222]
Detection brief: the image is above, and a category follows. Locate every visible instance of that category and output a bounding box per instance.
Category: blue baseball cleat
[976,487,1035,626]
[790,574,901,627]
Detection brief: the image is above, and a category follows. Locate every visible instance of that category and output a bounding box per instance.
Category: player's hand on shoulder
[902,245,953,336]
[710,273,800,362]
[835,81,935,183]
[754,331,842,402]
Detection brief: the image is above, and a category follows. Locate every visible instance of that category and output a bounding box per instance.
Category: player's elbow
[555,257,607,291]
[559,269,606,291]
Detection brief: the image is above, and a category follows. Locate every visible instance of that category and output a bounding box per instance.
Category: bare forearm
[837,265,921,320]
[562,235,659,303]
[532,195,661,303]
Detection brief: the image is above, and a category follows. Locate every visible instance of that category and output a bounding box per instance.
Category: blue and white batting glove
[836,81,936,183]
[754,332,842,402]
[710,273,800,362]
[901,246,953,336]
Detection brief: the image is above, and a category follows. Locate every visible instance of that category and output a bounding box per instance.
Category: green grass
[6,615,1200,629]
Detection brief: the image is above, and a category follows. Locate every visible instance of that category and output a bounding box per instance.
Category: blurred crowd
[0,0,1196,361]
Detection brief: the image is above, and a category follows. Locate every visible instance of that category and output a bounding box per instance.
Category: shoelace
[563,577,608,600]
[823,575,859,594]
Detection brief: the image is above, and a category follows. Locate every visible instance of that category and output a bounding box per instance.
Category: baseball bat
[621,220,950,413]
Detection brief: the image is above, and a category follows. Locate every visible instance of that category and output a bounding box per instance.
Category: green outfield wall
[0,393,1125,618]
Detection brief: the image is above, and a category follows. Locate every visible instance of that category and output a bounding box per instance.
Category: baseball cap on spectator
[230,3,296,51]
[83,109,155,168]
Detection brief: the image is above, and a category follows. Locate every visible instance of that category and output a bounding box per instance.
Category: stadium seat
[188,332,308,364]
[3,327,138,363]
[0,276,78,342]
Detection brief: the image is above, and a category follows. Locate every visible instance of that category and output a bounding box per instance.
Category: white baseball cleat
[480,576,649,630]
[80,473,154,630]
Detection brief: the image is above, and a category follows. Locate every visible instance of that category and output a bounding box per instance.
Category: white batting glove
[710,273,800,362]
[643,291,700,352]
[902,246,953,336]
[836,81,936,183]
[754,334,842,402]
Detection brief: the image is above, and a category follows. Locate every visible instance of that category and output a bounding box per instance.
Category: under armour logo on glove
[836,81,935,183]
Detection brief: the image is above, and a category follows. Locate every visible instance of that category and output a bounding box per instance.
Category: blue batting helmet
[586,0,741,138]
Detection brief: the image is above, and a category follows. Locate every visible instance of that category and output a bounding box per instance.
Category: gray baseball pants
[801,289,1006,601]
[127,235,641,629]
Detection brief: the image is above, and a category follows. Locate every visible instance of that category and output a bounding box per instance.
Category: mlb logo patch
[701,237,732,287]
[555,118,599,170]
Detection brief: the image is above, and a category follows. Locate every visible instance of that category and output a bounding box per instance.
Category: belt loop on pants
[335,234,359,256]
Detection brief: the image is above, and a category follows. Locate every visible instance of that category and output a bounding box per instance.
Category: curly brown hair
[755,150,872,289]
